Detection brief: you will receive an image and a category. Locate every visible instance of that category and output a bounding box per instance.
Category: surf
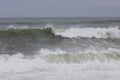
[54,26,120,39]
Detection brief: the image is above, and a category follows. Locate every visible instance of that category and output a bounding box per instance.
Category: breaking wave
[39,48,120,63]
[1,17,120,80]
[55,26,120,39]
[1,25,120,39]
[0,48,120,80]
[0,27,120,55]
[0,28,63,54]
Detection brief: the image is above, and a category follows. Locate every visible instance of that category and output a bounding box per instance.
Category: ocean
[0,17,120,80]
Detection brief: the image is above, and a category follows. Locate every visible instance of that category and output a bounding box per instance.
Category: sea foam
[54,26,120,39]
[0,48,120,80]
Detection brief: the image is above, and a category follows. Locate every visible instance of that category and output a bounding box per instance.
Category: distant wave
[1,17,120,24]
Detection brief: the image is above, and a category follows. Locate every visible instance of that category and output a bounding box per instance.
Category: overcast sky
[0,0,120,17]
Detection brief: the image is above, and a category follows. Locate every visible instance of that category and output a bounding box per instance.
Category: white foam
[8,25,29,29]
[0,50,120,80]
[39,47,120,55]
[0,54,120,80]
[7,24,55,30]
[39,48,67,55]
[54,26,120,38]
[0,48,120,80]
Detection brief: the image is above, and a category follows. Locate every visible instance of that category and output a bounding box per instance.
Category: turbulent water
[0,17,120,80]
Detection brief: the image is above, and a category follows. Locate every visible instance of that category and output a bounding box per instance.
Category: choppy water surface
[0,17,120,80]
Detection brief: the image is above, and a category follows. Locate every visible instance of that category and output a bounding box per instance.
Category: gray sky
[0,0,120,17]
